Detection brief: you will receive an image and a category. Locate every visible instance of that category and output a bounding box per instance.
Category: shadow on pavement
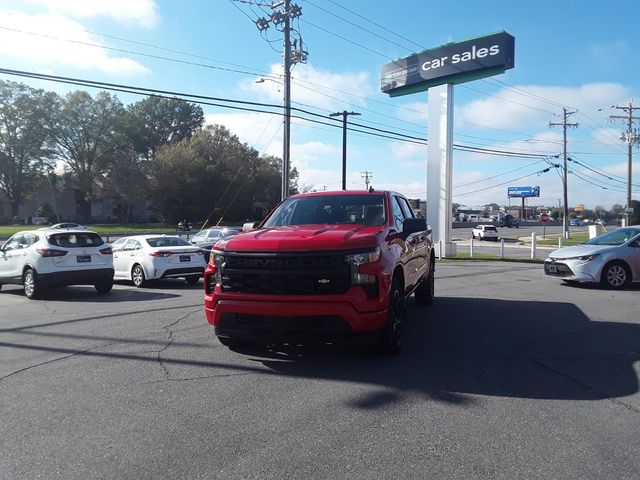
[1,297,638,408]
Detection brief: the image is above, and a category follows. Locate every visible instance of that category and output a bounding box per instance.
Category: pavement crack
[0,342,117,383]
[156,309,200,380]
[532,358,640,415]
[143,372,256,384]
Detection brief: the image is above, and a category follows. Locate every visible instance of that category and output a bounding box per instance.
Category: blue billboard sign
[508,186,540,198]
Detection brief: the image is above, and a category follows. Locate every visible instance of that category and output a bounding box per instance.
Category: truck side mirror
[403,217,427,236]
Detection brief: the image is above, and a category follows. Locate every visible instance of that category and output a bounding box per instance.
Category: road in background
[1,264,639,479]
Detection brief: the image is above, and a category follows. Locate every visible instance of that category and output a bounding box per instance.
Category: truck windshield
[263,194,387,227]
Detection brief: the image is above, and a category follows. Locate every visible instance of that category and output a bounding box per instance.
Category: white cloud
[205,112,283,154]
[243,63,374,111]
[395,100,428,124]
[458,83,633,130]
[0,10,150,75]
[24,0,159,28]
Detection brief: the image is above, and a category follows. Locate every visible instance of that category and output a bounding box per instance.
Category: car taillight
[99,247,113,255]
[37,248,67,257]
[150,251,173,257]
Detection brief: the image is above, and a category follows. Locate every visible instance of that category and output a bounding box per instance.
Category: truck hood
[215,224,383,253]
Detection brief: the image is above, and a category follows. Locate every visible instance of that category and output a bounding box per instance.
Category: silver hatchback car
[544,227,640,289]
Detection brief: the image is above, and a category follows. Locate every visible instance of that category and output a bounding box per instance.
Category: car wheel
[600,261,630,289]
[94,279,114,294]
[185,275,200,285]
[378,277,405,355]
[23,268,39,299]
[132,264,146,288]
[414,259,435,305]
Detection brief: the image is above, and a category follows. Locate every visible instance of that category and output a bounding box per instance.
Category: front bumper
[205,286,388,340]
[543,258,600,282]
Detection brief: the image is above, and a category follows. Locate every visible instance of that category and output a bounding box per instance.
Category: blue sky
[1,0,639,210]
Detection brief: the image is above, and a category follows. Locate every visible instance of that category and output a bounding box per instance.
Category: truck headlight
[345,247,380,285]
[209,252,225,285]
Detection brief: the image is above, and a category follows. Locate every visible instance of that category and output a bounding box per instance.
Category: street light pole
[330,110,360,190]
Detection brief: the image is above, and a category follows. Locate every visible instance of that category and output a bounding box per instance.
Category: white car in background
[111,235,206,287]
[471,224,499,241]
[0,229,114,299]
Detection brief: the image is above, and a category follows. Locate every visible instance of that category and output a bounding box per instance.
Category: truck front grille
[221,252,350,295]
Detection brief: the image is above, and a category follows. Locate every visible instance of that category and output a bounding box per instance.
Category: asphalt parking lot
[1,262,639,480]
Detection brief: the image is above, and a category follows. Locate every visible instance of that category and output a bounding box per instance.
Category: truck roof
[288,189,397,198]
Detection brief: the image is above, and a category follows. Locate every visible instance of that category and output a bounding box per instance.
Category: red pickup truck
[203,190,435,354]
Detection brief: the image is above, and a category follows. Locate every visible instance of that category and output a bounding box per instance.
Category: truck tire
[378,277,405,355]
[414,260,435,305]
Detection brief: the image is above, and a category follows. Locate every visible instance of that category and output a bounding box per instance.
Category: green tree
[125,96,204,160]
[0,80,57,218]
[51,91,125,222]
[150,125,281,223]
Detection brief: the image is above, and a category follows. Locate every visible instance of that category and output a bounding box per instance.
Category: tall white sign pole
[427,83,455,257]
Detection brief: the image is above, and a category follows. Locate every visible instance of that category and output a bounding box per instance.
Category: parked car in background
[0,229,114,299]
[111,235,206,287]
[544,227,640,289]
[190,227,242,262]
[38,223,87,231]
[471,224,499,241]
[569,218,583,227]
[500,215,519,228]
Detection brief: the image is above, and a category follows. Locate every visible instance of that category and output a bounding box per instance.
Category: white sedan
[471,224,499,241]
[111,235,206,287]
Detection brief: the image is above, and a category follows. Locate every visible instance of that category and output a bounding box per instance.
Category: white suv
[471,224,499,241]
[0,229,114,299]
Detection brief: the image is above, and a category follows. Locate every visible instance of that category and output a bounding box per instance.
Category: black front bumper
[214,312,376,345]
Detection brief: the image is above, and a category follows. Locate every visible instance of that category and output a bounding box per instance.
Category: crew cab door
[390,195,428,292]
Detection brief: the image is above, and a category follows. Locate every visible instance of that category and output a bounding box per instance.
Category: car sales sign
[381,32,515,97]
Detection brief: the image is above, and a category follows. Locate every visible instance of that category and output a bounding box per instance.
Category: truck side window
[398,197,415,219]
[391,197,406,232]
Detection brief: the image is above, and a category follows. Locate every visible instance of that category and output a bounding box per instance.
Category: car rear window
[47,232,104,248]
[485,226,497,231]
[146,237,191,248]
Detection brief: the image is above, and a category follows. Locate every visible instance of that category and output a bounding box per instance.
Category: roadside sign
[540,213,549,223]
[507,185,540,198]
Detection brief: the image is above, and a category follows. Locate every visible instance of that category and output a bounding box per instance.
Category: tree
[125,96,204,160]
[150,125,281,223]
[0,81,57,218]
[108,146,150,223]
[51,91,125,222]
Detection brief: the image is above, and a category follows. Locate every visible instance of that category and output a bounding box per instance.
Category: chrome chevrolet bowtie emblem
[317,279,331,284]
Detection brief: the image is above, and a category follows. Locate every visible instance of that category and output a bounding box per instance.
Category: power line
[454,167,556,197]
[453,160,547,188]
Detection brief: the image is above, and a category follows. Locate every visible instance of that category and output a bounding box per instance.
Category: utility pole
[361,171,373,190]
[250,1,307,200]
[550,108,578,239]
[610,102,640,225]
[330,111,361,190]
